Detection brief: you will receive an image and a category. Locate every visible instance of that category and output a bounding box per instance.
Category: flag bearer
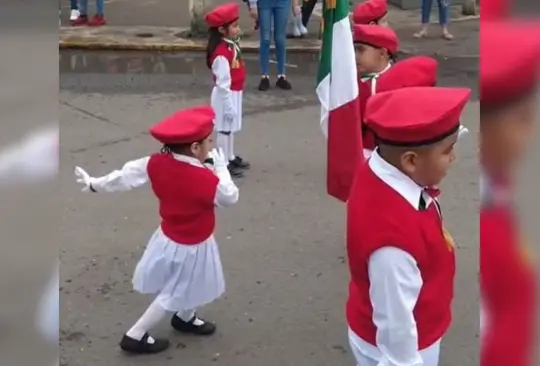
[480,21,540,366]
[346,86,471,366]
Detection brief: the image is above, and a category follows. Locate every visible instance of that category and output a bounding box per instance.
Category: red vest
[211,41,246,91]
[346,162,455,350]
[147,153,219,244]
[480,205,536,366]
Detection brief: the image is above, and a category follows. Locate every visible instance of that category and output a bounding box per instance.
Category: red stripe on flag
[326,96,363,202]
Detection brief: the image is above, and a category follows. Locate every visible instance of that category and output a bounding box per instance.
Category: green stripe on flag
[317,0,351,84]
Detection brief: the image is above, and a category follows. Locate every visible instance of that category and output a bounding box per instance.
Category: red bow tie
[424,187,441,198]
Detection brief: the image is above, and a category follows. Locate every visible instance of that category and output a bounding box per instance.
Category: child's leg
[125,297,168,341]
[437,0,453,39]
[120,297,170,354]
[227,133,251,169]
[227,133,235,161]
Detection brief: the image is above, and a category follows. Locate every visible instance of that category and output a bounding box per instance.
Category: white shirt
[88,153,239,208]
[350,150,441,366]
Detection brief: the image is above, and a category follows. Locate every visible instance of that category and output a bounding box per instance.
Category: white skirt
[132,227,225,312]
[211,88,243,133]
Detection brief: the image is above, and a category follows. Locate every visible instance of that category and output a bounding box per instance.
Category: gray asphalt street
[59,50,480,366]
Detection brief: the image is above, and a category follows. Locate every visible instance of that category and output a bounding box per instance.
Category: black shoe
[228,164,244,178]
[229,156,250,170]
[171,314,216,336]
[119,333,170,354]
[258,77,271,91]
[276,76,292,90]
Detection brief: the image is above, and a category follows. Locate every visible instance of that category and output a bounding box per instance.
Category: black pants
[301,0,318,27]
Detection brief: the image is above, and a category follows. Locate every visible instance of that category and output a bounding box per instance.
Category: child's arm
[210,148,239,208]
[74,156,150,193]
[211,56,236,122]
[367,247,424,365]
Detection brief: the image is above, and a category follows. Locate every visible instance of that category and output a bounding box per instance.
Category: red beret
[353,0,388,25]
[149,105,215,145]
[481,21,540,107]
[377,56,438,93]
[365,87,471,145]
[353,24,398,55]
[204,3,240,28]
[481,0,508,20]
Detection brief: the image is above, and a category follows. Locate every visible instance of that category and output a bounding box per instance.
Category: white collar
[171,153,204,168]
[368,149,431,209]
[360,62,392,82]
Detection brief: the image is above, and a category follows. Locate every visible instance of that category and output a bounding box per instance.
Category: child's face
[355,44,389,75]
[400,132,459,187]
[480,93,537,177]
[224,20,241,39]
[190,134,214,163]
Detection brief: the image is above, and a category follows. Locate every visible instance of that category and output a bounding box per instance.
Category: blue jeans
[421,0,449,25]
[70,0,78,10]
[79,0,104,15]
[258,0,290,76]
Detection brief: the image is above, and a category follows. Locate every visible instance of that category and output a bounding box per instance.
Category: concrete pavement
[59,49,480,366]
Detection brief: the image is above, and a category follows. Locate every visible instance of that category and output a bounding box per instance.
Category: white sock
[227,134,235,161]
[126,298,168,343]
[176,309,204,326]
[216,132,229,164]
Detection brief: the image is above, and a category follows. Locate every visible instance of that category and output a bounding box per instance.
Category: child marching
[352,0,389,27]
[74,106,239,354]
[346,86,471,366]
[480,21,540,366]
[205,3,250,178]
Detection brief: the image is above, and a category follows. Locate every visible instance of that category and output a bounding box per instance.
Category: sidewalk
[59,4,478,58]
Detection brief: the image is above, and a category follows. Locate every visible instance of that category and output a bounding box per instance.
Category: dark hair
[160,132,212,156]
[206,27,223,69]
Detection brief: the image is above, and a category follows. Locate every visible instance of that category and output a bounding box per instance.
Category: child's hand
[293,5,302,16]
[74,166,93,192]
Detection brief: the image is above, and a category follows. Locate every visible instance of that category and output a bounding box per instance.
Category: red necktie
[424,187,441,199]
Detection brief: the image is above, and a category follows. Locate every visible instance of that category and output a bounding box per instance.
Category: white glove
[223,111,235,124]
[74,166,93,192]
[211,148,228,170]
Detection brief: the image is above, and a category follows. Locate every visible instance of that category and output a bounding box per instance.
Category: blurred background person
[480,21,540,366]
[414,0,453,40]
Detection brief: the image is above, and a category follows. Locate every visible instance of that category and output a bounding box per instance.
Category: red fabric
[147,153,219,244]
[480,205,536,366]
[365,87,470,144]
[352,0,387,24]
[327,97,363,202]
[346,163,455,349]
[353,24,398,55]
[480,0,509,21]
[358,57,438,150]
[211,41,246,91]
[204,2,240,28]
[481,21,540,106]
[377,56,438,92]
[149,105,215,144]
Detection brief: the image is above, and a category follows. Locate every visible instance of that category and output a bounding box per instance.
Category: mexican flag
[316,0,362,203]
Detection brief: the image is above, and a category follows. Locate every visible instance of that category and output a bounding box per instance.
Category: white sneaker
[70,9,80,20]
[300,24,308,35]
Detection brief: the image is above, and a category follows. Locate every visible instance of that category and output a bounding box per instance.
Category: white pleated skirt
[211,88,243,133]
[132,227,225,312]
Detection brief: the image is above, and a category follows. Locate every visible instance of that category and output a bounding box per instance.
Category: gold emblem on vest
[442,228,455,251]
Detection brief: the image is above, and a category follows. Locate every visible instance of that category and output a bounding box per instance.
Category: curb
[59,40,479,59]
